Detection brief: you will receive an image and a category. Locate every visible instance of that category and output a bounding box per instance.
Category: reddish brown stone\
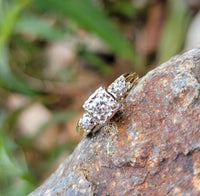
[30,48,200,196]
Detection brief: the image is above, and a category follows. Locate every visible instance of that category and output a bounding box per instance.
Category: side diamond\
[107,75,128,100]
[107,72,139,100]
[76,113,97,136]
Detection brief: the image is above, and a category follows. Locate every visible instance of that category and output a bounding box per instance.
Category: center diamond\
[83,87,120,124]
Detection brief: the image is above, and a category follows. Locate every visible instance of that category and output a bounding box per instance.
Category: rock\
[30,48,200,196]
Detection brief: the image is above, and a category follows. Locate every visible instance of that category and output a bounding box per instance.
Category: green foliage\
[33,0,137,64]
[14,14,64,41]
[0,110,36,196]
[0,0,37,96]
[157,0,190,63]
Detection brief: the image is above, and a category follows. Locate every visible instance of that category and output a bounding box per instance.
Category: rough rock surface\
[30,48,200,196]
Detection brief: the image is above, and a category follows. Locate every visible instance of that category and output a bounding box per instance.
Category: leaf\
[157,0,190,63]
[0,1,37,96]
[33,0,143,71]
[14,14,64,40]
[0,112,36,195]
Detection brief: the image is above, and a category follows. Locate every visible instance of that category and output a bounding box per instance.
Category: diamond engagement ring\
[76,72,139,136]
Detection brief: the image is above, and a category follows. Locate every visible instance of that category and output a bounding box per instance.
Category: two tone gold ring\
[76,72,139,136]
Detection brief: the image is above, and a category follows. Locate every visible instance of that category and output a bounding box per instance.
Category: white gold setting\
[77,72,139,136]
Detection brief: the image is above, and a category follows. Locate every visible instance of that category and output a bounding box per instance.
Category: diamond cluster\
[78,113,97,130]
[83,87,120,124]
[107,75,130,100]
[77,113,97,135]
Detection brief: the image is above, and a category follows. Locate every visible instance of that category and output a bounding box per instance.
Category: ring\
[76,72,139,136]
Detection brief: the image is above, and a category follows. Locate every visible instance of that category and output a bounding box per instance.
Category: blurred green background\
[0,0,199,195]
